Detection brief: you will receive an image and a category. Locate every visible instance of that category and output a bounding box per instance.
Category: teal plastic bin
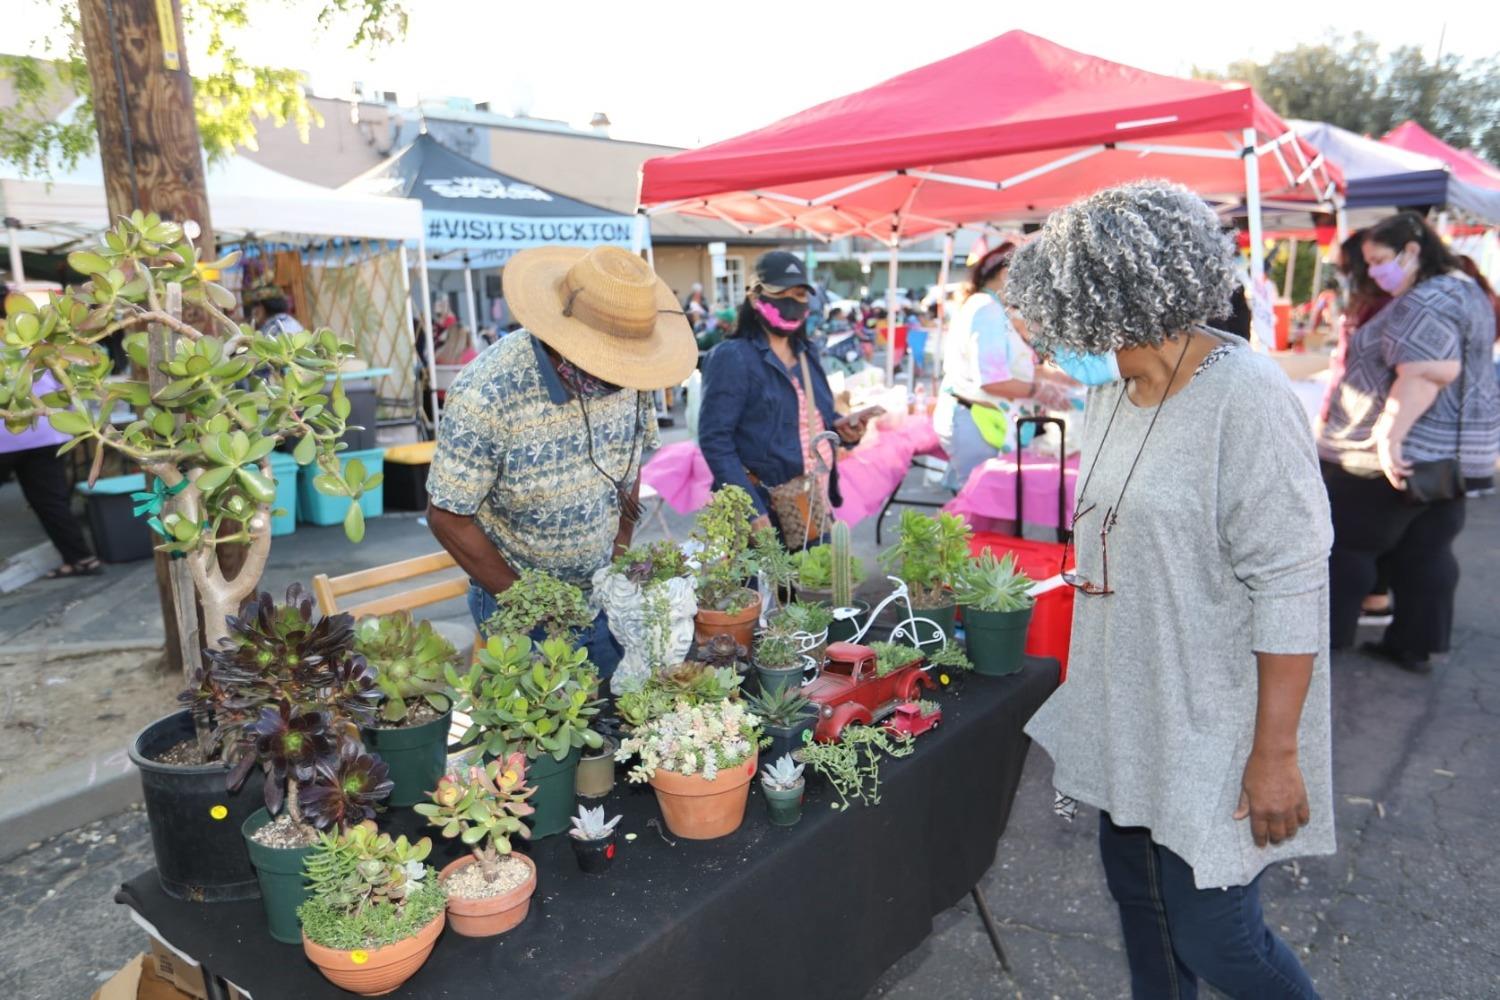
[298,447,385,526]
[267,452,299,537]
[75,473,154,563]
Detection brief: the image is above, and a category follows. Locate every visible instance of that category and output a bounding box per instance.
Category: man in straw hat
[427,245,696,681]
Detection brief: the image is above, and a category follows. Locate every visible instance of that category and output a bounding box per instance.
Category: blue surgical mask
[1050,347,1122,386]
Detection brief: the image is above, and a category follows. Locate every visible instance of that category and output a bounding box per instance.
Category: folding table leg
[970,885,1012,973]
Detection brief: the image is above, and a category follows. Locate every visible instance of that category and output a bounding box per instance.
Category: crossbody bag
[754,351,830,549]
[1403,327,1467,505]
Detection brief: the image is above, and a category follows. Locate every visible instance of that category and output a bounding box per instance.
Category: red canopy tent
[1381,121,1500,192]
[637,31,1338,372]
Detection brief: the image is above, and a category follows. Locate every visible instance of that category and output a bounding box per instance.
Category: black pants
[0,446,95,564]
[1322,461,1465,657]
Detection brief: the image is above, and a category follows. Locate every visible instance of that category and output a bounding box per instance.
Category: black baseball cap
[754,251,814,291]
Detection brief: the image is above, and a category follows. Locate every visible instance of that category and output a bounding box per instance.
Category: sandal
[46,558,104,579]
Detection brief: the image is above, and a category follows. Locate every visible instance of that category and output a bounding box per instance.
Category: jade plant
[615,660,744,729]
[954,551,1035,613]
[690,486,760,613]
[0,214,375,653]
[485,569,596,641]
[183,583,390,829]
[450,635,605,762]
[415,753,536,881]
[298,821,445,950]
[354,613,460,725]
[878,511,973,608]
[796,726,913,810]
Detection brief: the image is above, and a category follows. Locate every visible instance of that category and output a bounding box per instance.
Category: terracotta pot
[694,596,760,650]
[648,752,756,840]
[439,853,537,937]
[302,909,444,996]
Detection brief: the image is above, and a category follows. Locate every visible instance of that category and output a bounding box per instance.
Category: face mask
[1050,347,1122,386]
[753,294,808,332]
[1368,249,1416,294]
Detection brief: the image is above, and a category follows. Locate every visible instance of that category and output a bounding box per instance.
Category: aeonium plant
[353,612,460,725]
[450,635,605,762]
[415,753,535,883]
[0,213,374,648]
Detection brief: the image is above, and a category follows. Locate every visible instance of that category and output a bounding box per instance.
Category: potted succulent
[690,486,762,648]
[298,822,445,996]
[591,540,697,694]
[869,641,926,677]
[450,634,604,838]
[767,600,833,663]
[415,753,538,937]
[745,685,819,761]
[877,511,973,639]
[795,726,914,811]
[180,585,391,942]
[355,612,460,806]
[926,643,975,694]
[752,524,799,609]
[760,754,806,827]
[615,659,744,730]
[752,626,810,698]
[485,568,596,642]
[795,522,868,643]
[575,729,619,800]
[954,550,1036,676]
[568,804,624,874]
[618,699,763,840]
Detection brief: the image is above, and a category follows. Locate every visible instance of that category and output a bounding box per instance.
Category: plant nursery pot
[914,598,958,641]
[571,833,618,874]
[694,598,760,650]
[964,606,1033,677]
[762,780,805,827]
[754,662,805,699]
[129,710,265,903]
[824,600,870,644]
[763,720,815,762]
[527,747,582,839]
[242,808,315,944]
[439,854,537,937]
[303,908,445,996]
[575,737,618,800]
[648,753,757,840]
[361,709,452,808]
[795,585,833,606]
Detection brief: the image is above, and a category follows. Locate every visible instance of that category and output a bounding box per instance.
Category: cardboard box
[147,937,207,1000]
[90,952,197,1000]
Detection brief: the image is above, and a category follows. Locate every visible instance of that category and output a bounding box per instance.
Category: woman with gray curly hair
[1014,181,1333,1000]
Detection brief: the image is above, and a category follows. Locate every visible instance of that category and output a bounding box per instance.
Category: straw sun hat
[504,245,696,391]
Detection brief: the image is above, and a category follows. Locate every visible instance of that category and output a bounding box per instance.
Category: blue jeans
[466,583,623,685]
[1098,812,1320,1000]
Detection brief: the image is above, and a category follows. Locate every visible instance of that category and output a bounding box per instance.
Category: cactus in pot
[831,520,855,608]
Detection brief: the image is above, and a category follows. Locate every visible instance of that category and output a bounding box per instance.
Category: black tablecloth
[117,660,1058,1000]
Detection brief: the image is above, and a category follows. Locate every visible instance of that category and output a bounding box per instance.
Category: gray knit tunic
[1025,345,1335,889]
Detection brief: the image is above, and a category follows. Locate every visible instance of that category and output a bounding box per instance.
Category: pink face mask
[1368,250,1416,294]
[753,296,807,332]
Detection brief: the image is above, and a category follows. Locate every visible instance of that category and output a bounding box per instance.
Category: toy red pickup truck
[885,701,942,738]
[804,641,935,743]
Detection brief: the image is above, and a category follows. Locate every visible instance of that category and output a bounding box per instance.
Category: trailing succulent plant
[610,539,691,587]
[298,821,446,951]
[878,511,973,608]
[415,753,535,881]
[182,583,387,827]
[450,635,605,762]
[615,660,744,729]
[953,550,1035,613]
[869,641,925,677]
[484,569,596,641]
[744,685,818,729]
[797,725,913,810]
[354,612,459,725]
[761,753,805,791]
[568,804,623,842]
[690,486,760,613]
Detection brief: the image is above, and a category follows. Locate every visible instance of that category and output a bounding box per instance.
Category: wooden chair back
[312,550,468,619]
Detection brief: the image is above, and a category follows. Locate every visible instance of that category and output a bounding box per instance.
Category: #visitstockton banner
[422,212,640,252]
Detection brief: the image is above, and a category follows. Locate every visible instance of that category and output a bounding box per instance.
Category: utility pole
[78,0,215,676]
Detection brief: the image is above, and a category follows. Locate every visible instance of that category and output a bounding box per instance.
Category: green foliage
[792,543,864,593]
[915,699,940,717]
[796,726,912,810]
[450,635,604,762]
[615,660,744,729]
[299,820,443,950]
[414,754,535,877]
[751,525,798,594]
[743,685,817,729]
[354,613,459,724]
[869,641,923,678]
[485,569,595,642]
[610,540,690,586]
[691,486,759,612]
[831,520,856,607]
[754,628,803,670]
[878,512,972,607]
[0,214,368,557]
[926,643,973,673]
[768,602,833,636]
[953,551,1035,613]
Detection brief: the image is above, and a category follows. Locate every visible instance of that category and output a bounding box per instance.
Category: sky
[7,0,1497,149]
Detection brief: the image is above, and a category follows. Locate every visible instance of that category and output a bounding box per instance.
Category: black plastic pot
[763,720,815,762]
[571,833,617,874]
[825,600,871,644]
[129,710,265,902]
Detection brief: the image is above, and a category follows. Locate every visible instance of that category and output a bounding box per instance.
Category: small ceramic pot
[575,737,618,799]
[303,909,444,995]
[439,853,538,938]
[571,833,618,874]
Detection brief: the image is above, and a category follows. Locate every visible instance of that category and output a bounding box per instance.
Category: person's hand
[1032,380,1071,411]
[750,514,772,533]
[1234,749,1310,848]
[1375,428,1412,491]
[835,406,883,443]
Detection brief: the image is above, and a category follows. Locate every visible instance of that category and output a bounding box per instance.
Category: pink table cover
[945,452,1080,531]
[638,417,944,524]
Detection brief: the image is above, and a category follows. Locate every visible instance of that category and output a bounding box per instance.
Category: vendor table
[116,661,1057,1000]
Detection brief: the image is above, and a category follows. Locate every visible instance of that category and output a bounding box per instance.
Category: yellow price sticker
[209,804,229,821]
[350,950,369,965]
[939,673,951,686]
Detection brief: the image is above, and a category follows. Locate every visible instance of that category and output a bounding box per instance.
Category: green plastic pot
[915,599,958,642]
[755,662,805,699]
[242,808,314,944]
[964,606,1033,677]
[361,709,452,807]
[526,747,582,839]
[824,600,870,644]
[762,780,805,827]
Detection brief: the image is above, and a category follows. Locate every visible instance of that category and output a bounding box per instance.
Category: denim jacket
[698,328,842,517]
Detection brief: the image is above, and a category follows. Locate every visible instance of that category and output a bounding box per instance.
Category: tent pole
[462,255,479,332]
[1242,127,1269,353]
[396,243,419,431]
[1334,201,1349,244]
[415,235,440,433]
[933,232,955,384]
[885,243,900,388]
[5,222,23,283]
[631,210,646,254]
[1282,239,1298,301]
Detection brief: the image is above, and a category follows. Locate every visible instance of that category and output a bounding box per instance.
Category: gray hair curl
[1006,181,1236,355]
